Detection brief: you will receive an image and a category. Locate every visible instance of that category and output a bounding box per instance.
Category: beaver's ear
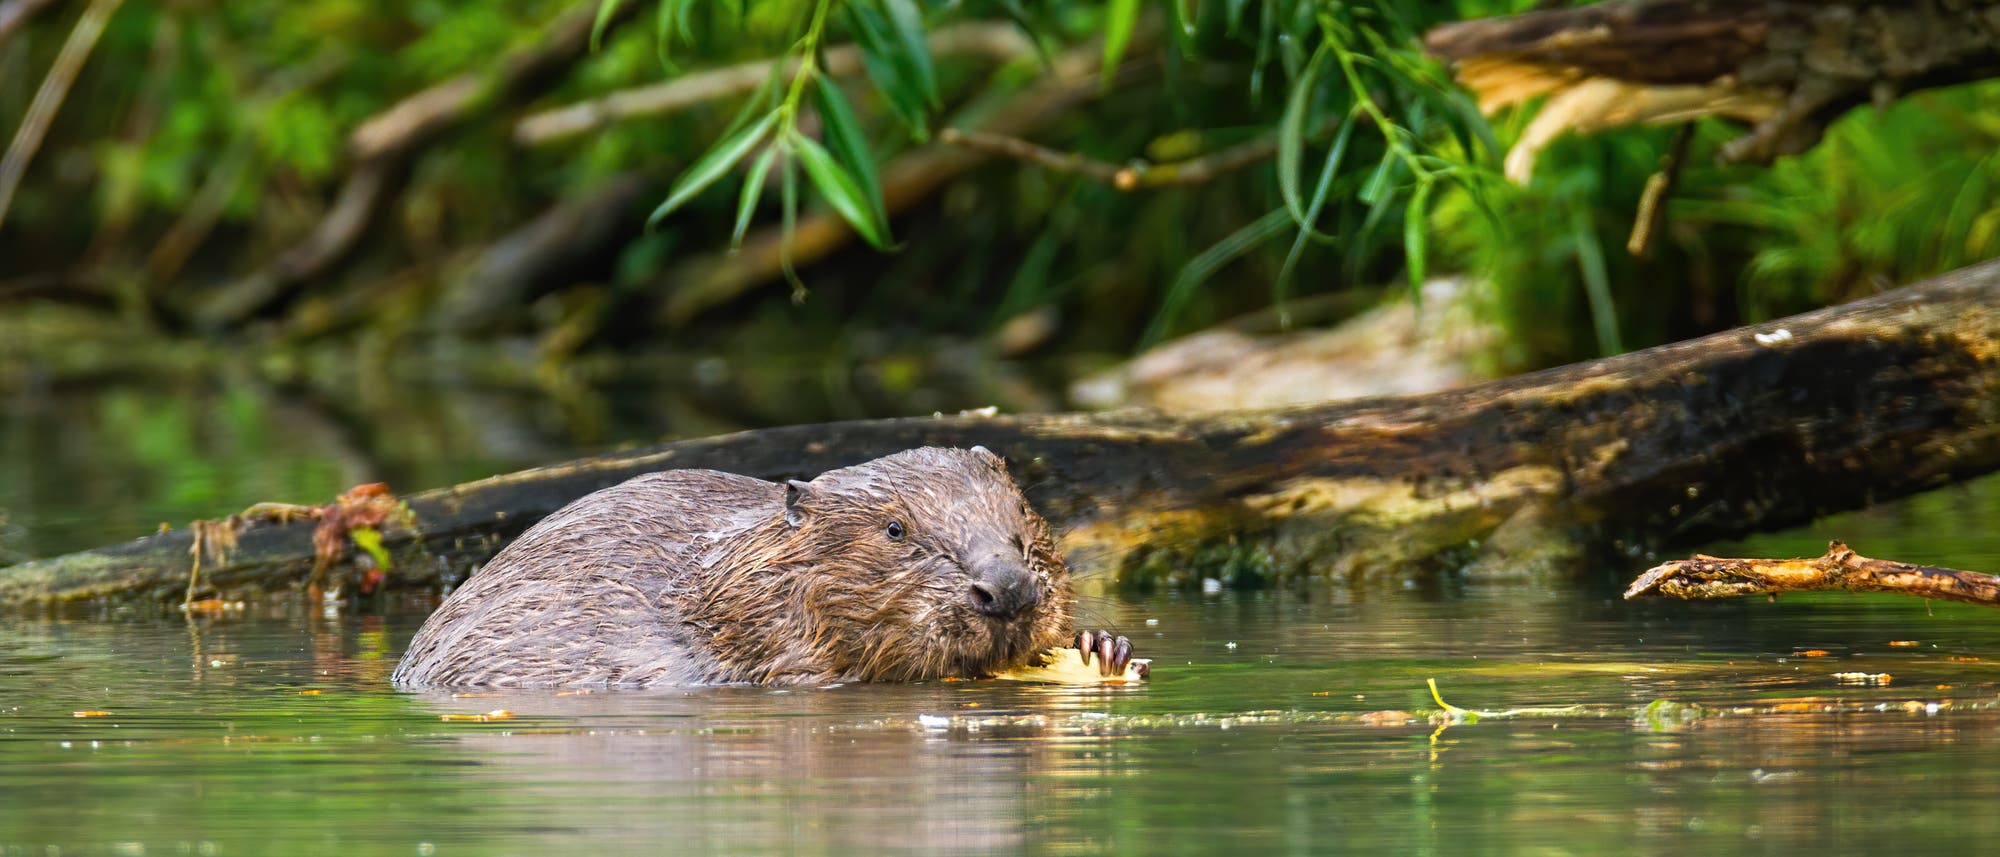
[784,479,814,527]
[969,445,1006,470]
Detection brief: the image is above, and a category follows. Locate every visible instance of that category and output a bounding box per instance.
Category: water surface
[9,381,2000,855]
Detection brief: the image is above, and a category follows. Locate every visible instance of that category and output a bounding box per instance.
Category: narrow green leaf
[846,3,928,137]
[1358,150,1395,205]
[1403,179,1432,292]
[813,74,886,229]
[792,133,890,249]
[1164,0,1195,59]
[1274,112,1355,322]
[1102,0,1141,88]
[654,0,684,72]
[648,111,779,227]
[1570,203,1623,355]
[780,153,804,301]
[591,0,623,52]
[733,146,777,249]
[1143,207,1293,346]
[880,0,938,106]
[1277,49,1323,227]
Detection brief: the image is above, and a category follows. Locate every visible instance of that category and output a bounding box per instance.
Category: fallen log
[7,258,2000,608]
[1425,0,2000,180]
[1625,541,2000,608]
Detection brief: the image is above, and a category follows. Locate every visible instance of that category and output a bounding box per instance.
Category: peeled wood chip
[992,647,1150,684]
[440,709,516,722]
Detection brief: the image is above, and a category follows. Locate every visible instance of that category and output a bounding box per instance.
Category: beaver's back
[392,469,780,688]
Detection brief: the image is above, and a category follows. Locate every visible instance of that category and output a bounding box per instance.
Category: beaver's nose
[967,556,1039,619]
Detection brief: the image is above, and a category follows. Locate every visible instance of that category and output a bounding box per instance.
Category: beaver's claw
[1076,629,1148,678]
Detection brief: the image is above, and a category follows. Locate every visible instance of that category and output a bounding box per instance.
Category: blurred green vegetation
[1,0,1996,381]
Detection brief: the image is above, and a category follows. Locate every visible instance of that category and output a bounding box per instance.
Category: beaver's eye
[885,520,905,541]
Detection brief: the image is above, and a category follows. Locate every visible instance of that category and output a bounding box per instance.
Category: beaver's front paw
[1076,630,1149,678]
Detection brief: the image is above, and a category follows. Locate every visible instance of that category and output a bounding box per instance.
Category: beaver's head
[771,446,1073,682]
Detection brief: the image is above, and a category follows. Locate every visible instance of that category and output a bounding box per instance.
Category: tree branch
[0,0,120,231]
[514,21,1035,146]
[653,39,1157,327]
[1626,540,2000,608]
[191,0,643,329]
[936,128,1281,191]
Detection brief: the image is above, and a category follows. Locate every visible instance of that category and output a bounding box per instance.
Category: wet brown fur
[392,448,1073,688]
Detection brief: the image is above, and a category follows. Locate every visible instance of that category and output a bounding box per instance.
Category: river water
[7,379,2000,855]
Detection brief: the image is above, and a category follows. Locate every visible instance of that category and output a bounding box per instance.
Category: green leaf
[880,0,937,107]
[1274,111,1356,320]
[792,132,891,249]
[1277,48,1323,227]
[648,111,778,227]
[813,74,887,230]
[780,152,805,301]
[591,0,623,52]
[1403,179,1432,291]
[1165,0,1196,59]
[1143,207,1293,346]
[1102,0,1141,89]
[733,146,778,248]
[846,3,929,138]
[1570,202,1623,355]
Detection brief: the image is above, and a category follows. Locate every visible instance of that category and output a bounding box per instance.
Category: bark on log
[1426,0,2000,177]
[8,258,2000,609]
[1626,540,2000,608]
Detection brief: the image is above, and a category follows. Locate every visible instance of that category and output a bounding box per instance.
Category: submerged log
[1626,541,2000,608]
[7,259,2000,608]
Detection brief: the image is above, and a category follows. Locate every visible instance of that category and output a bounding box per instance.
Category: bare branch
[939,125,1292,191]
[936,128,1123,185]
[653,39,1158,327]
[193,0,643,329]
[514,22,1035,146]
[1625,121,1693,257]
[0,0,121,231]
[1626,541,2000,608]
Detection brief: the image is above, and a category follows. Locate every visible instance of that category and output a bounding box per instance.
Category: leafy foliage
[3,0,1998,373]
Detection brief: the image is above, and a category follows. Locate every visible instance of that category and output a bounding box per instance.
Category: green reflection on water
[9,586,2000,855]
[10,380,2000,854]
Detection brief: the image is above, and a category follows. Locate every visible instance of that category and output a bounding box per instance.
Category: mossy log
[8,259,2000,608]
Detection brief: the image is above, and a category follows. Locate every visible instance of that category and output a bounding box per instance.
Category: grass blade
[1278,49,1323,227]
[1143,207,1294,346]
[1570,202,1623,355]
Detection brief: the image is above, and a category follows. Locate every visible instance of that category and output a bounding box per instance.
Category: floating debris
[1832,672,1892,685]
[439,709,515,722]
[72,710,111,718]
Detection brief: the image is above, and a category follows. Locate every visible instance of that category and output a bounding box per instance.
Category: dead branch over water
[1627,541,2000,608]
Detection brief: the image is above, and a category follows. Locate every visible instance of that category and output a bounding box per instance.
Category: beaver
[393,446,1141,688]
